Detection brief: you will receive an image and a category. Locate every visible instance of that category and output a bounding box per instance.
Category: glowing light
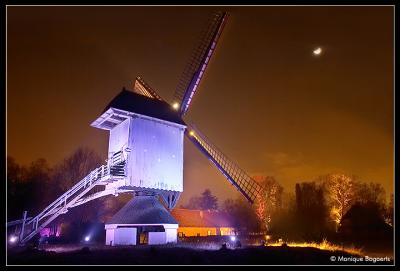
[85,236,90,242]
[189,131,195,136]
[313,47,322,56]
[172,102,179,110]
[230,236,236,242]
[9,235,17,243]
[267,239,364,256]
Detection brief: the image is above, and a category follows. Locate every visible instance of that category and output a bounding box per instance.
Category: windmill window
[102,121,117,129]
[110,115,127,122]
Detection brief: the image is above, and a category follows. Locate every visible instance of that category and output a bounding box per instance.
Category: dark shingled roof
[103,89,186,125]
[107,196,178,225]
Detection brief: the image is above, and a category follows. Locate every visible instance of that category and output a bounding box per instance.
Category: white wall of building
[148,232,166,245]
[165,227,178,243]
[105,228,115,246]
[127,117,184,192]
[114,228,137,246]
[108,118,130,158]
[105,224,178,246]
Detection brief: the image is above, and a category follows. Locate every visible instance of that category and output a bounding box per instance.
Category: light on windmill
[172,102,179,110]
[313,47,322,56]
[189,131,195,136]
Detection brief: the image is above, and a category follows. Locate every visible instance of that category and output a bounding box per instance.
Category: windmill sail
[186,125,264,204]
[173,11,228,116]
[133,76,164,101]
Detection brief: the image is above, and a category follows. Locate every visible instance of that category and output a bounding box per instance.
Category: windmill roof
[102,89,186,126]
[170,208,236,228]
[106,196,178,225]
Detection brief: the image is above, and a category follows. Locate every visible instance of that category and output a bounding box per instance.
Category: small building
[170,208,237,237]
[105,196,178,246]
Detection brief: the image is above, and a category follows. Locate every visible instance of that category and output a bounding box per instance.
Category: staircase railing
[15,150,126,244]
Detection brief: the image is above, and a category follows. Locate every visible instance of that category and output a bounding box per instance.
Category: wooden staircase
[10,151,127,244]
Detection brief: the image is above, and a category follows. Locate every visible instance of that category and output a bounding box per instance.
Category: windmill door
[139,232,148,245]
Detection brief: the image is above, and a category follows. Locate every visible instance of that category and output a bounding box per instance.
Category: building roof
[170,208,236,228]
[106,196,178,225]
[103,89,185,126]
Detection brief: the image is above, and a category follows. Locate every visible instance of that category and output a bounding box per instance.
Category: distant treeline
[183,175,393,250]
[7,147,130,223]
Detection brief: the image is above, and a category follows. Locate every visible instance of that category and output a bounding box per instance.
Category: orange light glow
[267,239,364,256]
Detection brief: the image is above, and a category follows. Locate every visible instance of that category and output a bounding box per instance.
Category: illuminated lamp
[172,102,179,110]
[9,235,17,243]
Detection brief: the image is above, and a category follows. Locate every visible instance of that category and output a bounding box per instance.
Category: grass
[8,241,393,265]
[267,239,364,256]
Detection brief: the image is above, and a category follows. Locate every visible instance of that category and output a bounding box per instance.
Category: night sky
[7,6,394,205]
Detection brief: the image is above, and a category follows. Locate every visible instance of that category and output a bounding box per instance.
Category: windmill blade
[173,11,228,116]
[186,125,264,204]
[133,76,164,101]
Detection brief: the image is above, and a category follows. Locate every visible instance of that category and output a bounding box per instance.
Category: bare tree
[254,176,283,232]
[50,147,103,223]
[51,147,103,192]
[353,181,386,208]
[294,182,329,241]
[323,174,356,231]
[222,197,261,233]
[28,158,53,212]
[7,156,29,219]
[183,189,218,210]
[385,193,393,226]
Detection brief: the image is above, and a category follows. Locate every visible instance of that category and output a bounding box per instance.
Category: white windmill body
[91,88,186,246]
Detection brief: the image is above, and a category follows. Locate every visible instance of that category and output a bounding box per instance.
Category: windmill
[9,11,264,246]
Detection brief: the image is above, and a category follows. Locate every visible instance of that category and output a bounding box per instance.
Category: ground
[7,243,394,265]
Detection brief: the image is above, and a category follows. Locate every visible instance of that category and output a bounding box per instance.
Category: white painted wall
[113,228,137,246]
[105,228,115,246]
[148,232,166,245]
[127,117,184,192]
[105,224,178,246]
[165,228,178,243]
[108,118,130,158]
